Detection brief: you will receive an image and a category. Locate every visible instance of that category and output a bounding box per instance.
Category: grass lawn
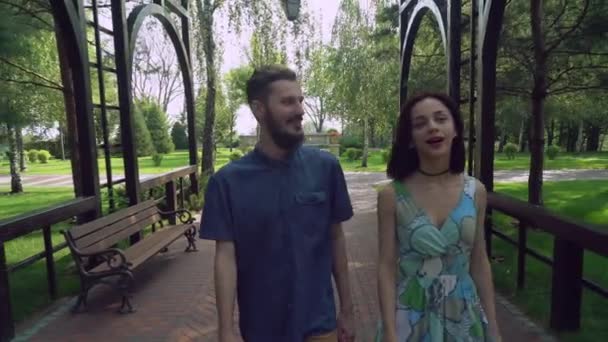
[491,180,608,342]
[0,149,233,176]
[2,149,607,176]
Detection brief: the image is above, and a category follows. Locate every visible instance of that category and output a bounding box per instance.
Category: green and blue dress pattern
[376,175,491,342]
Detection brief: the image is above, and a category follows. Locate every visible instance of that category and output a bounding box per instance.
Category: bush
[546,145,559,160]
[37,150,51,163]
[229,150,244,161]
[343,148,363,161]
[187,193,204,211]
[27,150,38,163]
[381,149,390,163]
[239,146,253,155]
[503,143,518,160]
[339,135,363,155]
[152,153,163,166]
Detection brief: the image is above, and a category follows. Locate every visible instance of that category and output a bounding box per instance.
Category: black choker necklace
[418,168,450,176]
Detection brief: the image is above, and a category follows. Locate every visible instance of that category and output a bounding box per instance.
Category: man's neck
[257,134,291,160]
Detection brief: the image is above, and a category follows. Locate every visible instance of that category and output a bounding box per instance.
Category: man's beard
[266,110,304,150]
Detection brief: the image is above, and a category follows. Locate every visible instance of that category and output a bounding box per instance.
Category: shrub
[229,150,244,161]
[239,146,253,155]
[27,150,39,163]
[381,149,390,163]
[344,148,363,161]
[152,153,163,166]
[503,143,518,160]
[546,145,559,160]
[187,193,204,211]
[37,150,51,163]
[339,135,363,155]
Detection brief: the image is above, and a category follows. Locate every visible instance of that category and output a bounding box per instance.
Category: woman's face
[409,97,457,159]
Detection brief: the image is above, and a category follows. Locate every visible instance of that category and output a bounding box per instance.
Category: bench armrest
[66,242,131,274]
[159,209,195,224]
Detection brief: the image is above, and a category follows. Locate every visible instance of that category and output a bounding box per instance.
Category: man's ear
[250,100,265,121]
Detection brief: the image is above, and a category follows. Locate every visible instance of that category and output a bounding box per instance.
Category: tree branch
[545,0,590,54]
[0,56,64,90]
[550,84,608,96]
[1,78,64,92]
[0,0,53,29]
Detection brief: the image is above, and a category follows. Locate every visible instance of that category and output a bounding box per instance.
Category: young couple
[200,65,502,342]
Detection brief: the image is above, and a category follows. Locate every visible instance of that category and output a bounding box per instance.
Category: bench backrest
[68,200,162,253]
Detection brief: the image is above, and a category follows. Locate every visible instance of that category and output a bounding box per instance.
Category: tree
[224,65,252,150]
[114,103,154,157]
[171,120,189,150]
[140,99,174,154]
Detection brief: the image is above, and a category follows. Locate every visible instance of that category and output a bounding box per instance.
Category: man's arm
[331,223,354,314]
[215,241,239,341]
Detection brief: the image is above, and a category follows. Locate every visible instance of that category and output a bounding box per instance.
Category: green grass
[0,149,233,176]
[491,180,608,342]
[2,149,607,176]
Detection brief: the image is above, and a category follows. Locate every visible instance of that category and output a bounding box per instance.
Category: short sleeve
[199,175,234,241]
[330,159,354,224]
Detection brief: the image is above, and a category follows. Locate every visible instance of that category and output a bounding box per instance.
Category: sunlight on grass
[492,180,608,341]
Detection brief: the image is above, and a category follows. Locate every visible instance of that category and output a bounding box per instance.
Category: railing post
[517,221,527,289]
[166,180,177,225]
[43,225,57,299]
[179,177,185,209]
[484,208,493,259]
[550,238,583,331]
[0,242,15,342]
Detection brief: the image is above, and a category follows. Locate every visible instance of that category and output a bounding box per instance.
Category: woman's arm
[377,185,398,342]
[470,181,501,341]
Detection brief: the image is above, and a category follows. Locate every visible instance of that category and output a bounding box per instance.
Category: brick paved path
[14,173,557,341]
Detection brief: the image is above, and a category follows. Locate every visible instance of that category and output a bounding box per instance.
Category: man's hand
[337,309,355,342]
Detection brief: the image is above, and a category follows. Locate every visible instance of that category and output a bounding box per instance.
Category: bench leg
[184,227,198,252]
[72,290,89,313]
[117,272,136,314]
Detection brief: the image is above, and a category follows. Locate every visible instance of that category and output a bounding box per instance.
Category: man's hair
[246,65,297,105]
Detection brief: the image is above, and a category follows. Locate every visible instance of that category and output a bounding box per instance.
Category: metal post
[166,180,177,225]
[550,239,583,331]
[43,226,57,299]
[517,221,527,289]
[468,0,477,176]
[0,242,14,342]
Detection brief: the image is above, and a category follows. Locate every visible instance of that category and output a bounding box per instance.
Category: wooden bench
[62,200,197,313]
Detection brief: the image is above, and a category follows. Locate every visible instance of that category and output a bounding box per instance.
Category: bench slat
[74,207,160,251]
[69,200,158,239]
[90,224,192,272]
[79,212,162,253]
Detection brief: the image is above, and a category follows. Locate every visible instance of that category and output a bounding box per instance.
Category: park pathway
[10,173,559,341]
[1,169,607,188]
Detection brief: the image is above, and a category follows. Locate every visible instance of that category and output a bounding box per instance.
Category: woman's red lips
[426,137,444,144]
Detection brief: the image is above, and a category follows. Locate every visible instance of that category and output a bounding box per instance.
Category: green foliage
[381,149,390,163]
[339,135,363,155]
[27,150,38,163]
[37,150,50,163]
[139,100,174,154]
[171,121,189,150]
[546,145,560,160]
[239,146,253,154]
[152,153,163,166]
[187,192,204,211]
[114,103,154,157]
[228,150,244,161]
[504,143,518,160]
[343,148,363,161]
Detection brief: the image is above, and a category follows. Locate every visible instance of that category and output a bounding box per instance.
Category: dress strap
[392,180,410,199]
[463,175,477,199]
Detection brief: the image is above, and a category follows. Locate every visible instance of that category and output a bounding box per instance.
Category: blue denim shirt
[199,146,353,342]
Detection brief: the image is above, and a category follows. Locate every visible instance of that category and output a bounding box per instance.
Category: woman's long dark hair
[386,92,466,180]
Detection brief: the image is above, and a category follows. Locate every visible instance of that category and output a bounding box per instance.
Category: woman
[375,93,501,342]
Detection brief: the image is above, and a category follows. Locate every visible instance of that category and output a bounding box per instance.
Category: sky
[97,1,374,134]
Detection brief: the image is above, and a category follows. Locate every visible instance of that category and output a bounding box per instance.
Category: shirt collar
[252,144,300,167]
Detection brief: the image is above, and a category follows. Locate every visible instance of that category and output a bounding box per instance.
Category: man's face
[258,80,305,150]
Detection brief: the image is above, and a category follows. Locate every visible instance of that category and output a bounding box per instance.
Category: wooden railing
[0,165,198,342]
[487,192,608,332]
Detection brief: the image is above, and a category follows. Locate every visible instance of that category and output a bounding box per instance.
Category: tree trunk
[576,121,585,153]
[7,124,23,194]
[16,126,26,172]
[198,0,217,177]
[586,124,600,152]
[361,116,369,168]
[599,133,606,151]
[547,118,555,146]
[55,19,82,197]
[566,122,577,152]
[528,0,546,205]
[518,118,528,152]
[557,120,565,147]
[498,133,508,153]
[59,125,66,160]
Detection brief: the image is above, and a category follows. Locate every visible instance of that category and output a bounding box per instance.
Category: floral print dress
[376,175,491,342]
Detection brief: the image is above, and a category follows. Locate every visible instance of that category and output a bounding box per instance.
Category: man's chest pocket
[293,191,330,235]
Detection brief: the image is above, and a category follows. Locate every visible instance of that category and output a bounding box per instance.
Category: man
[199,65,355,342]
